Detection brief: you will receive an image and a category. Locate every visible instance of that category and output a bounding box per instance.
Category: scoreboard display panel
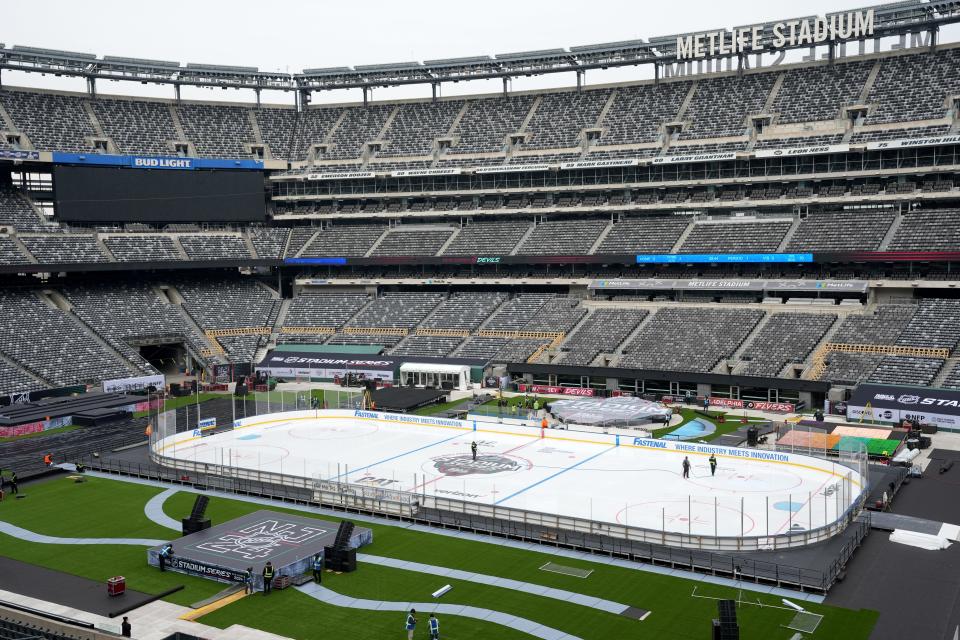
[53,165,265,223]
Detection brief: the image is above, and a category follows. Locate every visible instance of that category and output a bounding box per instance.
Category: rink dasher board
[156,409,864,491]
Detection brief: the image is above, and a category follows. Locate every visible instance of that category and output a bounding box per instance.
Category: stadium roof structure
[2,1,960,96]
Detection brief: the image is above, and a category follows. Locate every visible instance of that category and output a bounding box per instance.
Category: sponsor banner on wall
[846,383,960,428]
[755,144,850,158]
[0,150,41,161]
[103,374,165,393]
[257,350,396,382]
[0,422,45,438]
[865,135,960,151]
[560,159,640,170]
[517,384,596,397]
[473,164,552,174]
[52,152,263,170]
[649,152,738,165]
[709,397,796,412]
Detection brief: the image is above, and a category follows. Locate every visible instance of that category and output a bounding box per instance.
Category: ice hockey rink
[156,409,864,539]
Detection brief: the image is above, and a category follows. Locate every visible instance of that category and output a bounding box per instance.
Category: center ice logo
[432,454,521,477]
[196,519,327,560]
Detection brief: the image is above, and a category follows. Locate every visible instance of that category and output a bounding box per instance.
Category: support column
[174,83,182,104]
[363,86,370,107]
[654,63,660,85]
[255,88,261,108]
[576,70,584,93]
[431,82,439,102]
[86,76,96,98]
[502,77,509,97]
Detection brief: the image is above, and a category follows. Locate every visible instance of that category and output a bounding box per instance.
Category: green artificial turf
[134,392,220,418]
[198,587,534,640]
[0,475,878,639]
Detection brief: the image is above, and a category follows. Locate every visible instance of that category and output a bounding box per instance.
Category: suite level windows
[847,106,868,126]
[4,133,22,148]
[751,116,772,134]
[174,143,190,156]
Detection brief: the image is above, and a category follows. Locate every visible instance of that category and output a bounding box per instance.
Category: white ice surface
[159,411,861,538]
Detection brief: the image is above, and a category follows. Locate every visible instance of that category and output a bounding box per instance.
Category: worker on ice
[405,609,417,639]
[471,441,478,461]
[709,454,718,476]
[682,456,691,479]
[428,612,440,639]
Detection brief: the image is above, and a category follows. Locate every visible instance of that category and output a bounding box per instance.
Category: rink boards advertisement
[846,384,960,429]
[256,349,396,382]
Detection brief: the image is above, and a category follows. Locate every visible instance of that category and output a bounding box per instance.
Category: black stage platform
[0,556,155,617]
[371,386,448,412]
[147,510,373,590]
[0,392,143,427]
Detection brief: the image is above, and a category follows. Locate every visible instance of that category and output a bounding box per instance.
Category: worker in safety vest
[428,613,440,639]
[262,562,275,594]
[158,543,173,571]
[405,609,417,639]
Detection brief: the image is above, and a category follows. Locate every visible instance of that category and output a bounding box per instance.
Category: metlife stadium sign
[846,383,960,430]
[676,9,875,60]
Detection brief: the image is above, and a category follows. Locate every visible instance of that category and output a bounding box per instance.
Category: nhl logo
[432,454,521,477]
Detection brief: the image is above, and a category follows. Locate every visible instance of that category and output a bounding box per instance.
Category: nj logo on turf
[196,519,327,560]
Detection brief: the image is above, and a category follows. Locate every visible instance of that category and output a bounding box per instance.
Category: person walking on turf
[682,456,691,479]
[709,454,718,477]
[428,612,440,639]
[312,553,323,584]
[121,616,132,637]
[405,609,417,639]
[262,562,275,595]
[8,471,17,495]
[244,567,254,594]
[158,543,173,572]
[471,441,478,461]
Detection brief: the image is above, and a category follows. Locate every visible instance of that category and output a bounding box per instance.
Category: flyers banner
[709,397,795,412]
[518,384,595,397]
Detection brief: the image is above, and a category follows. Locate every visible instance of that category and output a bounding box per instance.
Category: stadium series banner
[846,384,960,429]
[257,349,396,382]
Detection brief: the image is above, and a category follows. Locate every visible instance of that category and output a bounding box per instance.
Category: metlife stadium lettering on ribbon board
[256,349,396,382]
[846,383,960,429]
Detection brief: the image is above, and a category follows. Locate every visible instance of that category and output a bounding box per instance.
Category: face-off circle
[615,497,757,535]
[286,421,380,440]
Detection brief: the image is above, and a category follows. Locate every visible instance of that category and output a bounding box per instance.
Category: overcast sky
[4,0,955,104]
